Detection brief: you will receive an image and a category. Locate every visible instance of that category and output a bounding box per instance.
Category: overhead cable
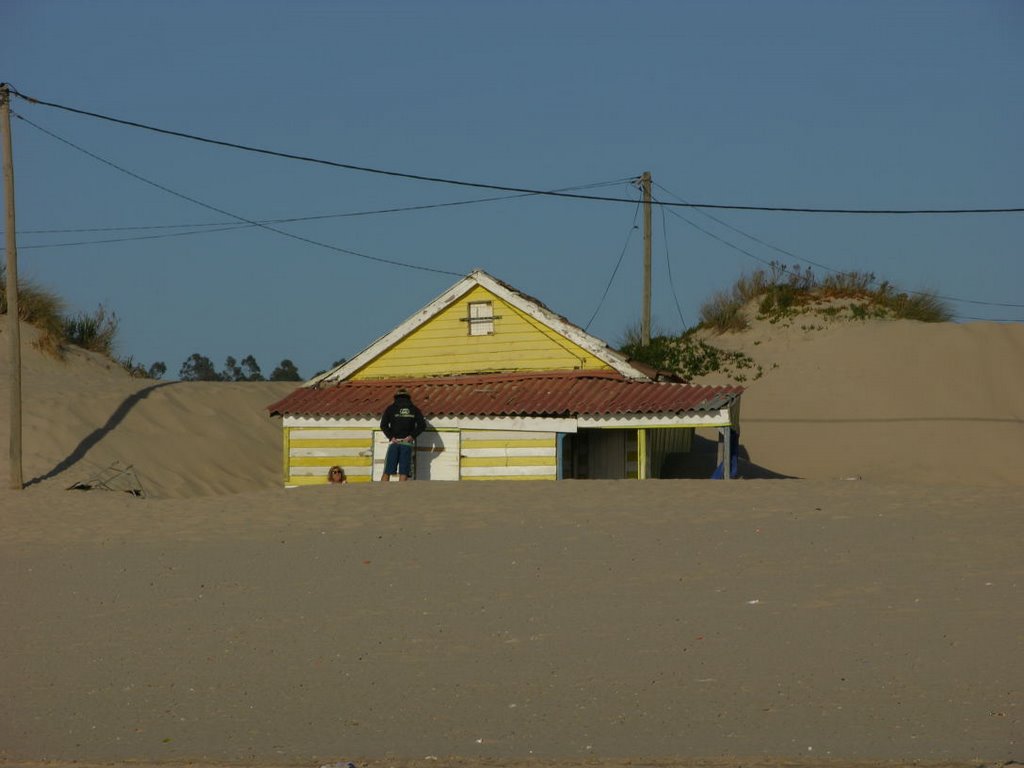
[15,174,632,251]
[13,111,463,276]
[15,177,632,236]
[11,87,1024,215]
[585,193,642,331]
[659,203,688,328]
[655,183,1024,311]
[659,197,1020,322]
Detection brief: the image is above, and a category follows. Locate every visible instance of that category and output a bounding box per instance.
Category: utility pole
[1,83,23,489]
[641,171,652,346]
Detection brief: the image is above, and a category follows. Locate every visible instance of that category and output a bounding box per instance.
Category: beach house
[267,270,742,483]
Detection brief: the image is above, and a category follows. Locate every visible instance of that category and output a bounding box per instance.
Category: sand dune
[3,316,1023,495]
[1,315,1022,767]
[0,318,294,497]
[694,317,1024,485]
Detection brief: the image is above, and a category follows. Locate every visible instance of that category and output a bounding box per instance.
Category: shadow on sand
[26,382,175,488]
[661,433,798,480]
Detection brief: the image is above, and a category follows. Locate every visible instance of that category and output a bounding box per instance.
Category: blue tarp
[711,428,740,479]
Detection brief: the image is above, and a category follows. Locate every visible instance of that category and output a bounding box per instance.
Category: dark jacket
[380,393,426,441]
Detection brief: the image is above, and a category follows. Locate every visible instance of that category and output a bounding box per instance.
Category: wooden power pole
[1,83,23,489]
[640,171,652,346]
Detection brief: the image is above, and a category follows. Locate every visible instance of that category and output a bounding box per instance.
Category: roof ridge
[328,369,629,386]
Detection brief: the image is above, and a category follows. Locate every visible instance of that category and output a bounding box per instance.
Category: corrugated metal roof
[268,370,742,419]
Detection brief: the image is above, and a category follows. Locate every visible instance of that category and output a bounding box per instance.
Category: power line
[15,177,630,236]
[658,198,1019,322]
[585,193,642,331]
[12,86,1024,215]
[12,111,631,259]
[10,93,1021,322]
[19,224,256,250]
[13,175,630,251]
[654,183,1024,311]
[22,221,244,234]
[658,196,778,268]
[655,181,852,277]
[659,203,687,329]
[12,111,462,277]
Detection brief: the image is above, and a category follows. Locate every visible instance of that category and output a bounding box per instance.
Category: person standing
[379,388,426,481]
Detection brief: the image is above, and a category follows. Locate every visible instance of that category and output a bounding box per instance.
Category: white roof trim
[306,270,649,387]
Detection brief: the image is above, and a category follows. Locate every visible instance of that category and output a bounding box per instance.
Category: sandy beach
[1,317,1022,767]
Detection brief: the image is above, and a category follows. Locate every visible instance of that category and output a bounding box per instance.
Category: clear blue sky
[3,0,1022,380]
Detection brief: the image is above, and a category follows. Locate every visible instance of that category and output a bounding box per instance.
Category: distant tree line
[175,354,303,381]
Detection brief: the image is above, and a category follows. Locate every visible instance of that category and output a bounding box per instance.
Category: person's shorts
[383,441,413,476]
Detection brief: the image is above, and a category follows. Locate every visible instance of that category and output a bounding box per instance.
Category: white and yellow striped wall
[283,427,375,484]
[281,419,711,485]
[460,429,557,481]
[281,423,558,484]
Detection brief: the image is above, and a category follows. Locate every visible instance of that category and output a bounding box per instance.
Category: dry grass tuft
[699,263,951,331]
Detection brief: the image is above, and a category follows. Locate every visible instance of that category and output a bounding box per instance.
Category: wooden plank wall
[284,427,374,485]
[460,430,557,481]
[352,285,612,379]
[283,426,559,484]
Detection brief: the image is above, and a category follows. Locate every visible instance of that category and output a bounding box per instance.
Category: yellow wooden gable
[352,284,612,379]
[309,270,650,386]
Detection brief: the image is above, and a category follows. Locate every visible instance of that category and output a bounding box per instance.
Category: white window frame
[467,301,494,336]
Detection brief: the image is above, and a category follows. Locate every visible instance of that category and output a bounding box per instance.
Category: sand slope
[0,318,294,497]
[3,316,1023,493]
[693,318,1024,485]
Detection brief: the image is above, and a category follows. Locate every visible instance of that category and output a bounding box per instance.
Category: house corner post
[637,428,647,479]
[282,426,291,485]
[722,426,732,480]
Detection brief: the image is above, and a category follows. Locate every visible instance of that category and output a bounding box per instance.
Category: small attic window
[466,301,494,336]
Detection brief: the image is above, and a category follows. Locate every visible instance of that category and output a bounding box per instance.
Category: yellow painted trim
[282,427,291,484]
[637,428,646,480]
[291,456,373,468]
[287,476,323,486]
[463,474,556,481]
[290,428,374,439]
[459,438,555,449]
[288,474,376,486]
[461,456,557,468]
[632,424,713,429]
[290,438,370,449]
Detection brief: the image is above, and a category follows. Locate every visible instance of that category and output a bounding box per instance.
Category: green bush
[118,357,167,379]
[620,334,681,371]
[62,305,119,356]
[880,290,952,322]
[821,270,875,296]
[0,264,66,341]
[731,270,771,303]
[3,268,171,374]
[698,290,748,332]
[620,334,760,382]
[758,283,805,320]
